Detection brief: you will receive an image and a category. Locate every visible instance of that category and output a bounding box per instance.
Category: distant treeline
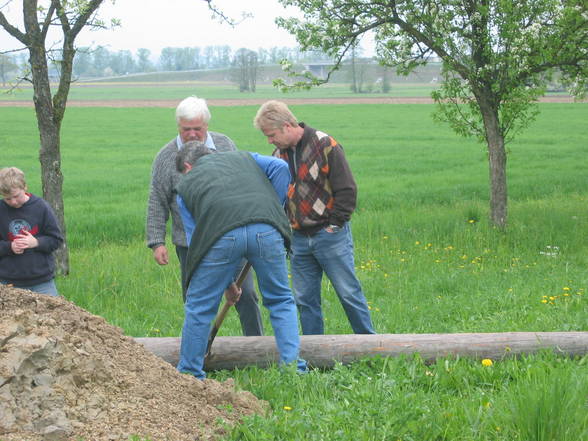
[0,45,332,81]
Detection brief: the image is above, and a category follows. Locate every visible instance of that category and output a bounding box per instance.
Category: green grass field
[0,81,441,101]
[1,101,587,440]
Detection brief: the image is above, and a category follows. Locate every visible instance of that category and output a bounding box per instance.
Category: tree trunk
[478,94,508,228]
[135,332,588,371]
[28,39,70,274]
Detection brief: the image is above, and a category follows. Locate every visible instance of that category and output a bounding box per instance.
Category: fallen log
[135,332,588,371]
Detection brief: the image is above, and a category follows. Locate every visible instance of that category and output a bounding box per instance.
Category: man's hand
[224,282,242,306]
[324,224,342,234]
[153,245,169,265]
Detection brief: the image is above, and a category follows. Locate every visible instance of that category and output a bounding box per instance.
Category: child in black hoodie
[0,167,63,295]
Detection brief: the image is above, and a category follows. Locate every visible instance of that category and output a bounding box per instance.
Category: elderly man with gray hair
[146,96,263,336]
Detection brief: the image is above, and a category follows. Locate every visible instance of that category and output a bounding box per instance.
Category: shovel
[205,261,252,358]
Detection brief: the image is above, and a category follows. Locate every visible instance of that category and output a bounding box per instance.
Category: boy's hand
[11,240,24,254]
[224,282,242,305]
[14,230,39,250]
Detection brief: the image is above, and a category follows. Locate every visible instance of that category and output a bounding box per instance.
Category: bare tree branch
[206,1,252,27]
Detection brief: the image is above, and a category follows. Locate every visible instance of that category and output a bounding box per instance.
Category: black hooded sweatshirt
[0,194,63,286]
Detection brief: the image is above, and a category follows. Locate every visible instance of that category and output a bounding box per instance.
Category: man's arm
[30,201,63,253]
[176,195,195,246]
[250,152,291,205]
[0,238,11,256]
[326,141,357,226]
[146,157,172,249]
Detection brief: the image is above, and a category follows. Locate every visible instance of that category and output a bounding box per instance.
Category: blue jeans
[177,223,305,379]
[1,279,58,296]
[291,222,375,335]
[177,246,263,336]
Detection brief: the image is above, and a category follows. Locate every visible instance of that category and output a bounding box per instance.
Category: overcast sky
[0,0,304,56]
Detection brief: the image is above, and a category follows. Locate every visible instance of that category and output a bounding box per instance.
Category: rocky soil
[0,286,267,441]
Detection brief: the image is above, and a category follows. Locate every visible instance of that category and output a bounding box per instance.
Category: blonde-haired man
[254,101,375,335]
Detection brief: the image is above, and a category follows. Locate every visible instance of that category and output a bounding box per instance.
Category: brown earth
[0,286,268,441]
[0,96,581,107]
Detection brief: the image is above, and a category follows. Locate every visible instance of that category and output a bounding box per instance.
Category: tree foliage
[231,48,258,92]
[275,0,588,227]
[0,53,19,86]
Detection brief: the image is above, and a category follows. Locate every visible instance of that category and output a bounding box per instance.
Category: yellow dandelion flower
[283,406,293,411]
[549,296,555,301]
[541,299,548,304]
[415,241,421,245]
[563,287,571,291]
[481,359,493,367]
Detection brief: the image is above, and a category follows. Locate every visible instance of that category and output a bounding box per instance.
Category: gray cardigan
[146,132,236,249]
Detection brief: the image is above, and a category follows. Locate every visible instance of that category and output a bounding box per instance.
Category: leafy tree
[72,47,94,77]
[275,0,588,227]
[0,53,18,86]
[348,42,367,93]
[110,49,136,75]
[0,0,111,274]
[214,45,232,68]
[91,45,111,76]
[231,48,258,92]
[136,48,154,72]
[159,47,175,71]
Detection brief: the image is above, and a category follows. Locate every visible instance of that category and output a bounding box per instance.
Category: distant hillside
[82,62,443,85]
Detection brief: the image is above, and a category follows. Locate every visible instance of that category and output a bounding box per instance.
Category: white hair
[175,96,211,123]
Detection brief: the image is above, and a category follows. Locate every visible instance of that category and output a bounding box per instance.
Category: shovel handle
[205,262,252,357]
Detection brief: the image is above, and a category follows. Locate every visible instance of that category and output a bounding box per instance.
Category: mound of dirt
[0,286,267,441]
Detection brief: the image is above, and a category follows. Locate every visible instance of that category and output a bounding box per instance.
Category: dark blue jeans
[291,222,375,335]
[177,223,305,379]
[177,245,263,336]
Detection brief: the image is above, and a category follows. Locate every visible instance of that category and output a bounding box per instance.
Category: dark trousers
[176,245,263,336]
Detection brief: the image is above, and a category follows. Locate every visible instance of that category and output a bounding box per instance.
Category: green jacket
[177,151,291,291]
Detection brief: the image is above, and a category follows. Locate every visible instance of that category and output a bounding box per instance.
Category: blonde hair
[0,167,27,195]
[253,100,298,130]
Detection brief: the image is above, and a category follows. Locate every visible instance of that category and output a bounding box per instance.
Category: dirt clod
[0,286,267,441]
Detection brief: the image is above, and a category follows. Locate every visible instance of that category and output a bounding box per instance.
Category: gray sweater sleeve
[146,140,176,248]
